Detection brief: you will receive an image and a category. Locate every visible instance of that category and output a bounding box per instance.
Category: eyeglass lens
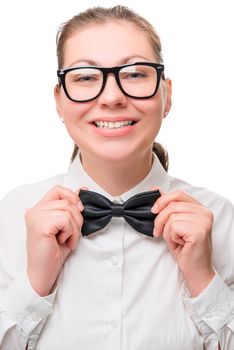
[65,64,158,101]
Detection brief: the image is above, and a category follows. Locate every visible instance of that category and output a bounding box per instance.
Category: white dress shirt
[1,153,234,350]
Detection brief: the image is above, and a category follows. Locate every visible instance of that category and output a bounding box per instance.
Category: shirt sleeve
[182,272,234,350]
[0,269,56,350]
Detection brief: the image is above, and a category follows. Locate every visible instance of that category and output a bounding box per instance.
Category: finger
[162,213,202,244]
[162,218,186,251]
[65,226,81,250]
[38,185,79,206]
[154,189,201,214]
[153,202,204,236]
[49,210,74,239]
[57,206,83,250]
[39,199,83,249]
[162,220,179,250]
[43,205,80,243]
[66,210,83,249]
[150,187,164,213]
[54,210,80,250]
[39,199,84,213]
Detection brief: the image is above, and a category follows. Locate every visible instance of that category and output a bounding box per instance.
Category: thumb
[151,186,164,196]
[76,187,89,211]
[75,186,89,195]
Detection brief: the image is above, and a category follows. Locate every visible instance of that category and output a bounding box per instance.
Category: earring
[60,117,65,123]
[164,111,168,117]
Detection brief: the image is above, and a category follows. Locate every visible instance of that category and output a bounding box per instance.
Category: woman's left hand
[151,189,215,297]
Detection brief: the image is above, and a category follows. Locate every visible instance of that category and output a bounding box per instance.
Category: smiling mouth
[93,120,137,129]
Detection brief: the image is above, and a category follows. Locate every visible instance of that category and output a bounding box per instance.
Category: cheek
[61,98,95,122]
[132,97,164,120]
[148,94,165,121]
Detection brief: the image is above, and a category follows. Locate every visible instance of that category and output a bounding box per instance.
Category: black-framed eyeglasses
[57,62,164,102]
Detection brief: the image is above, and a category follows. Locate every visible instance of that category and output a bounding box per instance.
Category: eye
[72,74,98,83]
[121,72,146,80]
[67,68,102,84]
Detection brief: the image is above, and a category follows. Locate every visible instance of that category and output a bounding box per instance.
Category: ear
[54,84,63,117]
[163,78,172,118]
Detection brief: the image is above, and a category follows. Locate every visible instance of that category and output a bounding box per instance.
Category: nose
[97,74,127,108]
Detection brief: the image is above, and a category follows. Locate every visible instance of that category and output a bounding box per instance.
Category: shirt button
[110,320,118,329]
[110,255,119,265]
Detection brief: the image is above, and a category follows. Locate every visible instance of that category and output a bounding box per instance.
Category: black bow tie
[79,189,161,237]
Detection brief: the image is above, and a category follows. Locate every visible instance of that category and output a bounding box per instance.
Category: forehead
[63,21,156,67]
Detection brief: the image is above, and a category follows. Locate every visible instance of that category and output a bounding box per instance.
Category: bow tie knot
[111,203,124,217]
[79,189,161,237]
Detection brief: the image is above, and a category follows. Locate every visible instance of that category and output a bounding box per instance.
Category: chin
[91,144,145,165]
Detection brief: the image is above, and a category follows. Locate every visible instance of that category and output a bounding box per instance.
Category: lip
[88,116,139,123]
[89,118,138,137]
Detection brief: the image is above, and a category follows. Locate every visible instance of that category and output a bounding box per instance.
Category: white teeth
[95,120,134,129]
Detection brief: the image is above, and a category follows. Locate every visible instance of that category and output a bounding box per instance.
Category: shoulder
[0,173,66,213]
[168,174,233,213]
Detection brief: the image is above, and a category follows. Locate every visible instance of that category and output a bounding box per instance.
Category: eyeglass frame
[57,62,165,103]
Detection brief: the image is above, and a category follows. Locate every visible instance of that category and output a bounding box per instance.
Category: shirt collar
[64,152,170,202]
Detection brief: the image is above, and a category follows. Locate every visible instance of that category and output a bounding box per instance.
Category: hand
[25,185,84,296]
[151,188,215,297]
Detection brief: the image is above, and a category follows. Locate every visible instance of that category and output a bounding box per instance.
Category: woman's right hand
[25,185,84,297]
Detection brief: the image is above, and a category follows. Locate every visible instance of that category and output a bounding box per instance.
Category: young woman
[0,5,233,350]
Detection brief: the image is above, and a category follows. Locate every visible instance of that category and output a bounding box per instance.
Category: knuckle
[52,184,63,192]
[202,207,214,222]
[167,219,175,231]
[208,210,214,222]
[175,189,184,196]
[76,216,83,232]
[167,217,179,232]
[168,201,177,210]
[64,210,73,221]
[169,213,177,222]
[24,207,34,220]
[24,208,31,218]
[199,229,209,241]
[163,230,172,245]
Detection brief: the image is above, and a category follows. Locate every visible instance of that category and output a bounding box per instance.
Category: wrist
[182,268,215,297]
[27,267,57,297]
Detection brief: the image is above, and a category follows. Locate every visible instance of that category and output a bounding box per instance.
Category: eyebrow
[68,55,152,68]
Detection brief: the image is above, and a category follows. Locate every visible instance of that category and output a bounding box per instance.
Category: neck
[80,150,153,196]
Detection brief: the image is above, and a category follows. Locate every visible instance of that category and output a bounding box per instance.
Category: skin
[26,185,83,296]
[54,21,172,195]
[26,21,215,306]
[151,187,215,297]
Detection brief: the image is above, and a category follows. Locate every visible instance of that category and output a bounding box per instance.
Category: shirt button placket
[103,209,123,350]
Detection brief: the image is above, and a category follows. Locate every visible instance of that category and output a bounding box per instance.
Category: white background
[0,0,233,201]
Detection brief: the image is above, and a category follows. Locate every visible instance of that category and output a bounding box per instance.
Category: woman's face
[55,21,172,164]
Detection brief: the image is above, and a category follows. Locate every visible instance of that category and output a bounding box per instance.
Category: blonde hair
[56,5,169,171]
